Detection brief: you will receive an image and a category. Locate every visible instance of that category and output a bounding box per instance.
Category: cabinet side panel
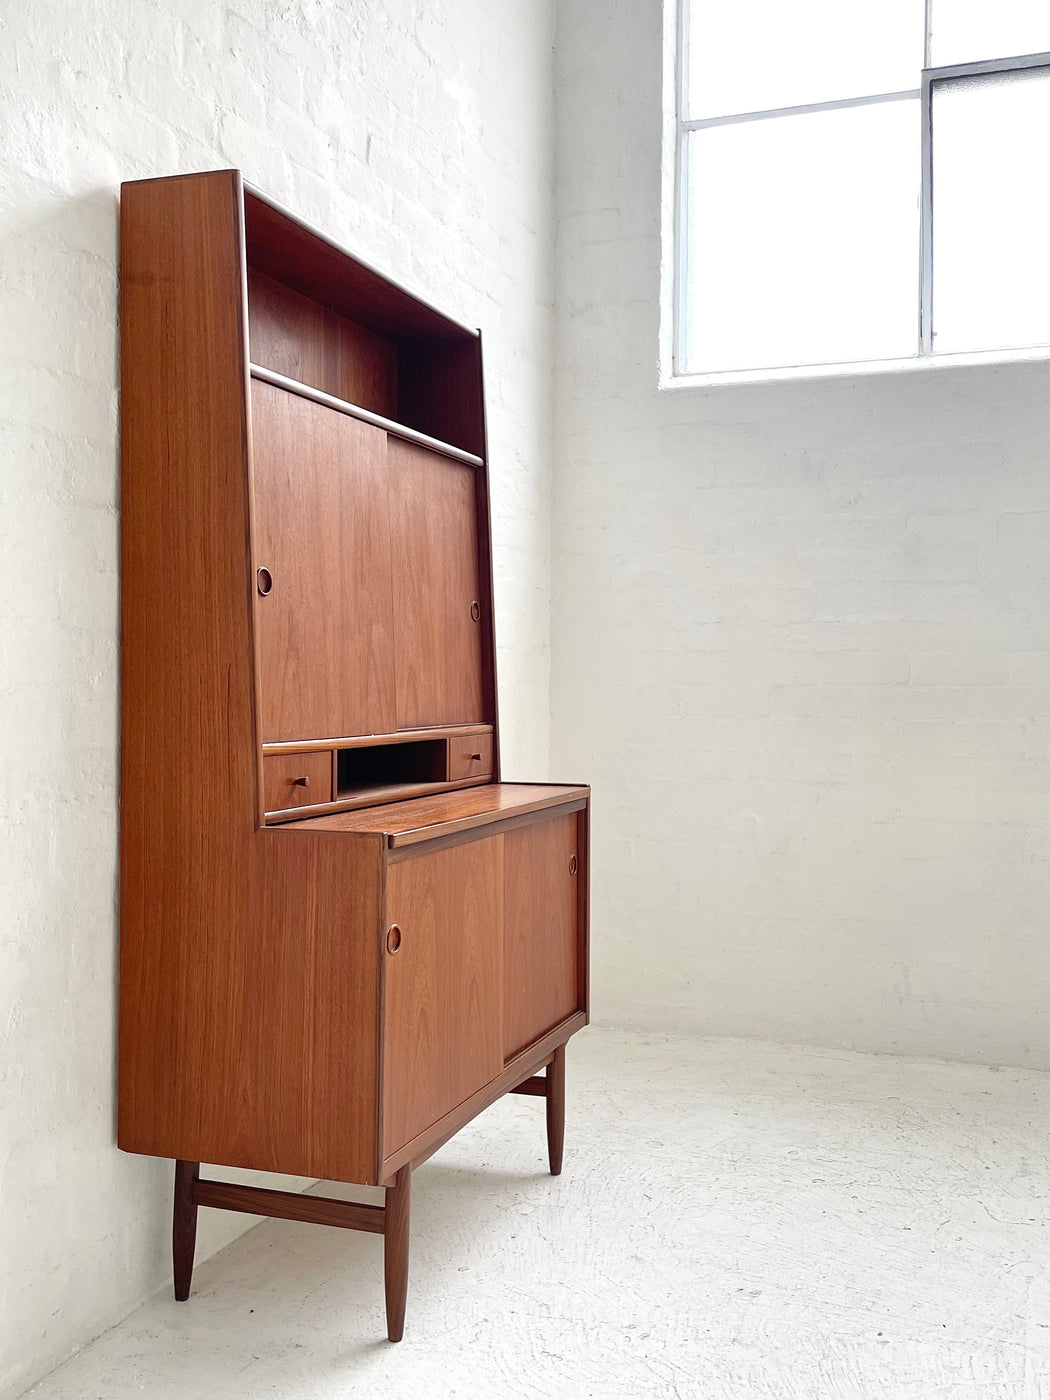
[502,813,581,1061]
[118,171,258,1156]
[119,177,383,1182]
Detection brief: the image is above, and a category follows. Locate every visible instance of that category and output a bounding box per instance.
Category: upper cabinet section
[119,170,499,823]
[243,188,486,460]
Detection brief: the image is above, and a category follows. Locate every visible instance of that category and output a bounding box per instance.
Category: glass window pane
[932,67,1050,354]
[682,101,920,374]
[929,0,1050,67]
[687,0,923,120]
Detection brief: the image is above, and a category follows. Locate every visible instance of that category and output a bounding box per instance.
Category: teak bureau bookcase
[118,170,590,1341]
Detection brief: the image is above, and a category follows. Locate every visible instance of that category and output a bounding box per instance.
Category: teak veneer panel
[389,438,485,731]
[503,813,582,1060]
[263,751,333,811]
[248,268,399,418]
[293,782,588,845]
[252,379,397,744]
[382,839,504,1156]
[448,730,493,780]
[119,171,381,1185]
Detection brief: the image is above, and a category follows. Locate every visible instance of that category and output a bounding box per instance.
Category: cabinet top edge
[243,180,480,344]
[119,170,481,345]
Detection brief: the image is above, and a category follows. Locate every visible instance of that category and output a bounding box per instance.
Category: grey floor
[22,1027,1050,1399]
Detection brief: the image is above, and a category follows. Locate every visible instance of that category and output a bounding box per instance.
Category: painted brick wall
[553,0,1050,1066]
[0,3,555,1394]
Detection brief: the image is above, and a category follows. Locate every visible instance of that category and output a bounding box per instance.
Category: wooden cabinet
[118,170,589,1342]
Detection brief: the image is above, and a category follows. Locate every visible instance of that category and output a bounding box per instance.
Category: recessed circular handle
[470,600,481,622]
[386,923,402,954]
[569,854,578,876]
[257,566,273,597]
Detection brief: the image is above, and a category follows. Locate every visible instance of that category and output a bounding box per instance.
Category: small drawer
[447,732,493,781]
[264,752,332,811]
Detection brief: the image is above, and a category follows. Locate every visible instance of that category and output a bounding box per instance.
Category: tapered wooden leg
[173,1160,200,1301]
[384,1165,411,1342]
[546,1044,566,1176]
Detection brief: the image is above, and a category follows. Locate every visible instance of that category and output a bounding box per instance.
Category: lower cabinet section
[381,807,585,1161]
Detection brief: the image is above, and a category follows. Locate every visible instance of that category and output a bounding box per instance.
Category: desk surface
[287,782,589,847]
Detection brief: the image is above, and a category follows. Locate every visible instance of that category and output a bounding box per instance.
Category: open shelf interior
[244,192,485,458]
[336,739,448,800]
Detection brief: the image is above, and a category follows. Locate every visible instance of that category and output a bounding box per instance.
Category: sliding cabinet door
[252,380,397,743]
[503,813,580,1061]
[382,836,503,1157]
[388,438,485,730]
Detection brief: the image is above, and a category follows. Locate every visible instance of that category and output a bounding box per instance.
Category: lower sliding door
[502,812,580,1062]
[382,835,504,1158]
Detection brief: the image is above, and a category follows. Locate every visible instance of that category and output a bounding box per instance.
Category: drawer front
[264,751,333,811]
[447,731,493,781]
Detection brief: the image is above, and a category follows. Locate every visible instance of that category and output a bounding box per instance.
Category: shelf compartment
[250,366,483,470]
[336,738,447,799]
[244,186,486,460]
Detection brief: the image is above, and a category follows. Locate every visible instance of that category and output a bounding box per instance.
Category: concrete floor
[21,1027,1050,1399]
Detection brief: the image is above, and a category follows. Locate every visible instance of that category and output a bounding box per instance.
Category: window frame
[671,0,1050,382]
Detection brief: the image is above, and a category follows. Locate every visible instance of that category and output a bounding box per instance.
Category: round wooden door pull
[292,775,310,788]
[470,600,481,622]
[386,924,402,954]
[257,566,273,596]
[569,854,578,876]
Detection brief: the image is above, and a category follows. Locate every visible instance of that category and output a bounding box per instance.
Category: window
[673,0,1050,380]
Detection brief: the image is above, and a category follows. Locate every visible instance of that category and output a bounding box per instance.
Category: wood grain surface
[263,751,333,811]
[194,1178,385,1233]
[248,268,398,417]
[294,782,588,844]
[251,378,397,743]
[388,438,485,730]
[447,730,493,780]
[502,812,580,1061]
[118,172,385,1185]
[382,838,503,1156]
[384,1166,412,1342]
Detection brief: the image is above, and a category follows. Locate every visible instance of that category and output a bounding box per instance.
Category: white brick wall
[0,3,555,1394]
[553,0,1050,1067]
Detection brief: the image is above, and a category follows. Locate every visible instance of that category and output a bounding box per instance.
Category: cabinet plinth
[118,170,589,1341]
